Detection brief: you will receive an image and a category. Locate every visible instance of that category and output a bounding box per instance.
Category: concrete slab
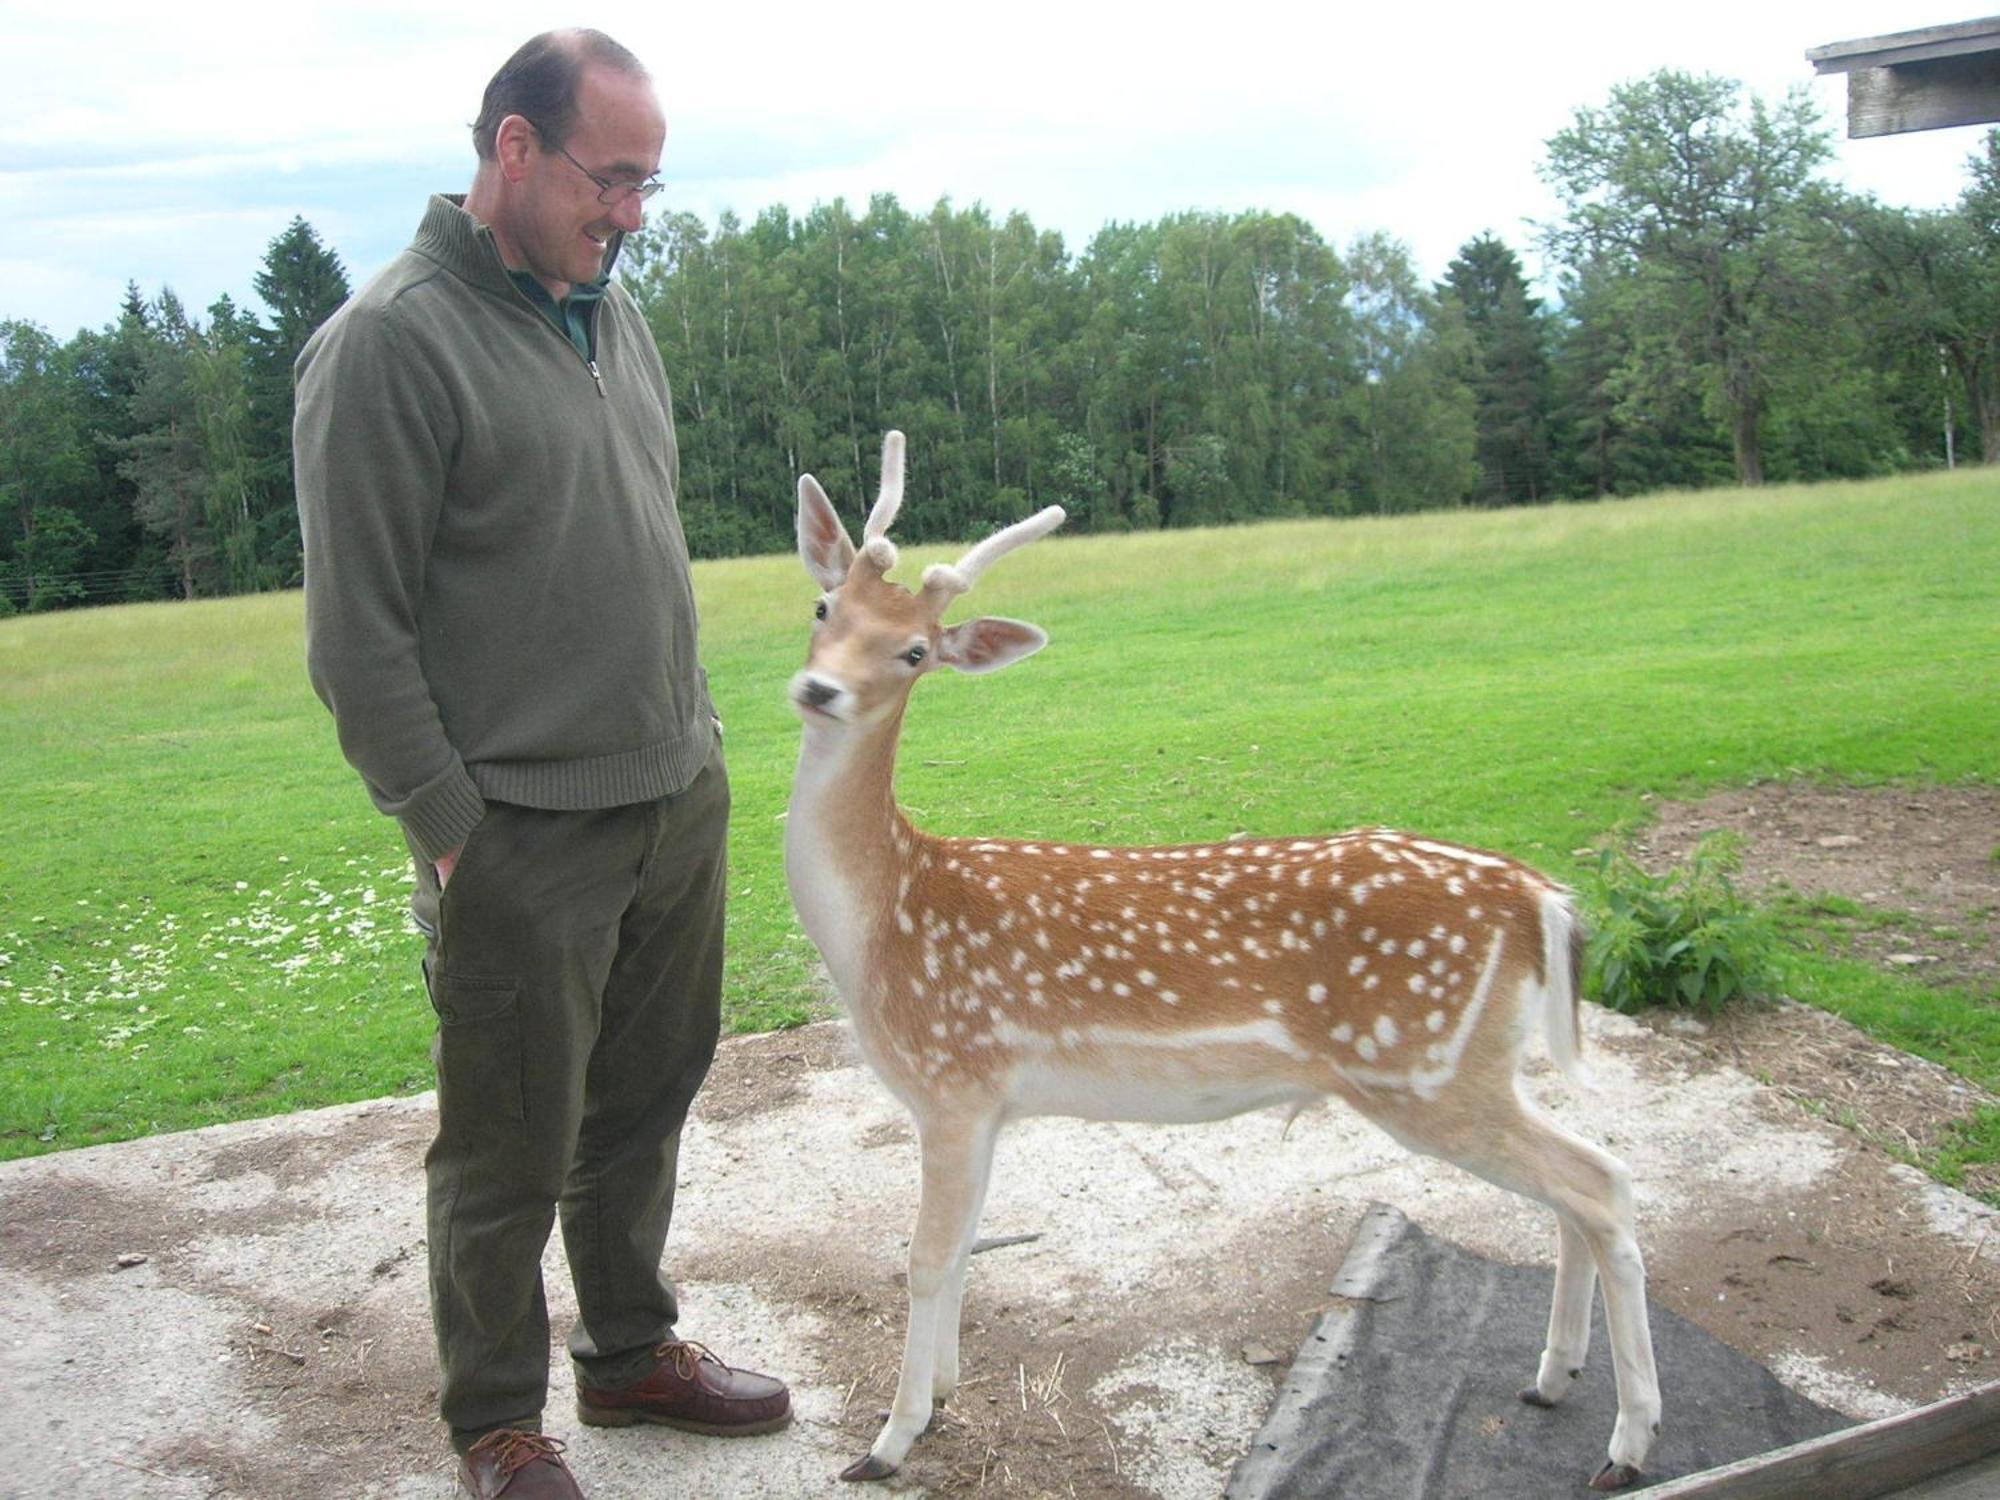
[3,1009,1998,1499]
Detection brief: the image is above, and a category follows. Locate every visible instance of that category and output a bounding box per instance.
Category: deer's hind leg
[1376,1090,1661,1491]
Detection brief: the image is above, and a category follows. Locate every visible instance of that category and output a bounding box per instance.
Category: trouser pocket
[428,973,525,1124]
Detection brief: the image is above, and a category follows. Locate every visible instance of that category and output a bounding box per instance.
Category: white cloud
[0,0,1984,335]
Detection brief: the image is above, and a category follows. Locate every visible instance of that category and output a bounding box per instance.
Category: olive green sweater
[295,195,716,862]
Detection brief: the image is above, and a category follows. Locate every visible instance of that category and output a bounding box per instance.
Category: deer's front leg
[843,1111,1002,1483]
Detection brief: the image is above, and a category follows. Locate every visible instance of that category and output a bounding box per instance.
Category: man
[295,30,789,1500]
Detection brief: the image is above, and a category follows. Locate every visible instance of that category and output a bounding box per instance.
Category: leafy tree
[120,291,217,597]
[0,320,95,609]
[1541,70,1834,486]
[1344,232,1477,511]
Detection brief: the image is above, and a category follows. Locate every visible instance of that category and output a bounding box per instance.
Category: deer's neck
[786,714,916,999]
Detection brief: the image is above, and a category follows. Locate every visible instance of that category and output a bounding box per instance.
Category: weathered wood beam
[1846,53,2000,138]
[1808,16,2000,138]
[1641,1382,2000,1500]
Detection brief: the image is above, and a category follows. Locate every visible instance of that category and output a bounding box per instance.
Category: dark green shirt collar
[508,269,606,361]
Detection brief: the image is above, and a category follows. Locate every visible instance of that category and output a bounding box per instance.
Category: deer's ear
[936,617,1048,676]
[797,475,855,590]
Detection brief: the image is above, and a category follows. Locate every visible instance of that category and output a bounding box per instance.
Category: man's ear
[494,113,538,183]
[797,475,855,590]
[936,617,1048,675]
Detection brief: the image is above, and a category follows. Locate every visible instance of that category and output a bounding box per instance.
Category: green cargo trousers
[407,741,729,1447]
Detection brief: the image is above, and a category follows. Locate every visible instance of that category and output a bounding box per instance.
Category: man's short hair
[471,29,647,161]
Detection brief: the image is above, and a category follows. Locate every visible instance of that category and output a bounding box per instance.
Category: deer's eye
[814,599,829,621]
[903,644,928,667]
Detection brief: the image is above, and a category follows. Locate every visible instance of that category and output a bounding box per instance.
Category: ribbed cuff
[398,760,488,863]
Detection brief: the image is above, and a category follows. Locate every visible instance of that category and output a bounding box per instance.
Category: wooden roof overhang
[1808,15,2000,136]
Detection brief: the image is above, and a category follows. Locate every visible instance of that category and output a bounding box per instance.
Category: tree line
[4,71,1996,611]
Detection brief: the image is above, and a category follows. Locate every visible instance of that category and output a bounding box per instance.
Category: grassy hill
[3,469,1996,1171]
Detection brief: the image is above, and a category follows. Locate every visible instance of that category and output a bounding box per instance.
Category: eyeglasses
[535,128,664,206]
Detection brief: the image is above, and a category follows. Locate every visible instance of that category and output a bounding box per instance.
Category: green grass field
[4,470,1997,1192]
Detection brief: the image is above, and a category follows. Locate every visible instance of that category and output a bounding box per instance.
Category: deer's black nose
[800,678,839,710]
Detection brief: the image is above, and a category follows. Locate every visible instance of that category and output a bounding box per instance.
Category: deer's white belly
[998,1019,1324,1123]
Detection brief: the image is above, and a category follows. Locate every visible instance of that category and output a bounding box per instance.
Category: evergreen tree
[249,217,350,583]
[1442,234,1553,504]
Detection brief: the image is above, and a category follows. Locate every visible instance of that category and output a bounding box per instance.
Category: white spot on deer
[1307,983,1328,1004]
[1378,938,1399,957]
[896,908,915,935]
[1263,999,1285,1016]
[1363,974,1380,990]
[1112,982,1131,998]
[1375,1014,1399,1047]
[1426,1009,1447,1032]
[1407,938,1427,958]
[1348,954,1368,976]
[1356,1035,1379,1062]
[1332,1022,1355,1043]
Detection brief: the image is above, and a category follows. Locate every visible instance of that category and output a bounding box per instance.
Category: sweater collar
[411,193,625,299]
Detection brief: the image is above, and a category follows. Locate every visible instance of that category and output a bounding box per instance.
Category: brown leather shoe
[458,1429,585,1499]
[576,1338,792,1436]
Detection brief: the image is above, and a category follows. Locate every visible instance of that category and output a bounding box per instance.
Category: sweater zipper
[583,289,606,399]
[501,273,608,397]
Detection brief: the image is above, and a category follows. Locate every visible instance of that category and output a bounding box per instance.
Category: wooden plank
[1809,17,2000,73]
[1641,1382,2000,1500]
[1891,1450,2000,1499]
[1847,55,2000,138]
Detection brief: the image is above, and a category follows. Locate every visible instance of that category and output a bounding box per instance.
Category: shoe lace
[656,1337,729,1382]
[468,1428,567,1477]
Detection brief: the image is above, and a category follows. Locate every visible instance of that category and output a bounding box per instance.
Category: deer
[784,430,1662,1492]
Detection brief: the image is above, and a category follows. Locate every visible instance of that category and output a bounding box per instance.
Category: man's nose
[613,190,647,233]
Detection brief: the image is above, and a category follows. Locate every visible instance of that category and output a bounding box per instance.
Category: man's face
[514,65,664,296]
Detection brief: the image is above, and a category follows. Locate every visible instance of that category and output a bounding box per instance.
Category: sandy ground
[4,782,1998,1499]
[2,1005,1997,1500]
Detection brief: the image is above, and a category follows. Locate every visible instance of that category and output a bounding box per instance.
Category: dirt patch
[697,1020,852,1122]
[1633,781,2000,994]
[1623,779,2000,1201]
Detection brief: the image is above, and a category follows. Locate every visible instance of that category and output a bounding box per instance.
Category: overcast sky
[0,1,1985,340]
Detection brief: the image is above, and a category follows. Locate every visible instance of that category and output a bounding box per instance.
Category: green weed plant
[1584,836,1775,1015]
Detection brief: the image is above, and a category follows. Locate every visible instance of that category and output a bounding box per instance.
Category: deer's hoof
[841,1453,899,1483]
[1518,1385,1558,1408]
[1590,1461,1641,1491]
